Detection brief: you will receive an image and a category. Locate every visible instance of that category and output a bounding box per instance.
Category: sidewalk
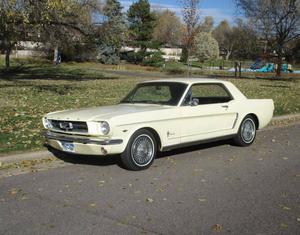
[1,113,300,165]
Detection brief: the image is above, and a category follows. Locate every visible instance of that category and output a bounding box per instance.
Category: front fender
[112,123,166,153]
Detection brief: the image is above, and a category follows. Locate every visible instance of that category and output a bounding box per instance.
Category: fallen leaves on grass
[1,65,299,155]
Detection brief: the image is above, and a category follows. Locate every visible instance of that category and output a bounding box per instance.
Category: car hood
[45,104,172,121]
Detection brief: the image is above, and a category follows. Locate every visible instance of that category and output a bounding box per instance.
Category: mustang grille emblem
[59,122,73,131]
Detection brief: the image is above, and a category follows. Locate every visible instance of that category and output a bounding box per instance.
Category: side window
[184,84,232,105]
[132,85,171,103]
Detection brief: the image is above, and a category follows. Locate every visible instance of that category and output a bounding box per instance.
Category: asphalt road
[0,124,299,235]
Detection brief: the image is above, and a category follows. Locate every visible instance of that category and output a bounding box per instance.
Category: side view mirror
[190,98,199,106]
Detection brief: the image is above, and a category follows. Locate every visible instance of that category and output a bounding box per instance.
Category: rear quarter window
[184,83,233,105]
[192,84,230,98]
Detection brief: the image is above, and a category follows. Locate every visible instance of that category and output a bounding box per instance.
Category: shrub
[124,51,145,64]
[97,44,120,65]
[142,51,165,67]
[180,47,188,63]
[166,67,185,75]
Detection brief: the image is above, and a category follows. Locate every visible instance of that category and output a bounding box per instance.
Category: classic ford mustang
[43,78,274,170]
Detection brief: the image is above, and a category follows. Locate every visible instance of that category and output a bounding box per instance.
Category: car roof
[140,78,247,100]
[141,78,229,86]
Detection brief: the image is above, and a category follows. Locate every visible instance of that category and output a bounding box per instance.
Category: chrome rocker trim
[43,131,123,145]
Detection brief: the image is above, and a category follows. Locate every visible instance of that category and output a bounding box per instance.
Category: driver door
[180,83,238,144]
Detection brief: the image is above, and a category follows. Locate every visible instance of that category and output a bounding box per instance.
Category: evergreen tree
[127,0,156,53]
[97,0,126,64]
[102,0,126,49]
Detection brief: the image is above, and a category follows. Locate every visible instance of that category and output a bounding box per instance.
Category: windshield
[121,82,188,106]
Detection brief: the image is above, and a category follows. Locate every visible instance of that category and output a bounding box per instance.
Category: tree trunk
[53,47,58,64]
[225,50,231,61]
[234,61,238,78]
[275,44,283,78]
[187,48,191,77]
[5,48,11,69]
[276,55,282,78]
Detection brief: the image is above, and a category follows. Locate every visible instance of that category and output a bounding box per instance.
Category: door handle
[221,105,229,109]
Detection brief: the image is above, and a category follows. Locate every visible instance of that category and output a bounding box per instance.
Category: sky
[120,0,238,25]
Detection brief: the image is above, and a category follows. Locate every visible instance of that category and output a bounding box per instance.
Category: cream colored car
[43,78,274,170]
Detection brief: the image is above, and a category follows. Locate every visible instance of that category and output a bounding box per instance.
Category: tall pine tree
[98,0,126,64]
[127,0,156,53]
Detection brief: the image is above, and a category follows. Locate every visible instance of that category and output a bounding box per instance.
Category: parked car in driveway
[43,78,274,170]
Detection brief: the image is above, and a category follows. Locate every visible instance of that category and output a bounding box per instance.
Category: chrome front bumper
[43,130,125,155]
[43,131,123,146]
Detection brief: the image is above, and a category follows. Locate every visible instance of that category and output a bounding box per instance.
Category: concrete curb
[1,113,300,165]
[0,151,54,164]
[270,113,300,122]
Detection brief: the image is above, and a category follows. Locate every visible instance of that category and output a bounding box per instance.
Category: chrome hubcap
[131,134,154,167]
[241,118,256,143]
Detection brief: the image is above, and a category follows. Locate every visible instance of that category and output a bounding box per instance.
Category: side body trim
[161,134,236,152]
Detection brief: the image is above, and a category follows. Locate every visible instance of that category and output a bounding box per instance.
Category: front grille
[50,120,88,133]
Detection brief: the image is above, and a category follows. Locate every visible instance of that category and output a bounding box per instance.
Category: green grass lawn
[0,59,299,154]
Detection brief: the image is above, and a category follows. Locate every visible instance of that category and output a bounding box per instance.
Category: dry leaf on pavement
[212,224,222,232]
[146,198,154,203]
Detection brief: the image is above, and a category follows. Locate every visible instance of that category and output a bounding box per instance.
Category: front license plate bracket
[60,141,75,152]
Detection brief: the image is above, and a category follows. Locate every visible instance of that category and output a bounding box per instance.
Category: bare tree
[153,10,184,47]
[180,0,201,72]
[236,0,300,77]
[199,16,214,33]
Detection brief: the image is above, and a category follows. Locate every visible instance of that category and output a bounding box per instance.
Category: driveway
[0,123,299,234]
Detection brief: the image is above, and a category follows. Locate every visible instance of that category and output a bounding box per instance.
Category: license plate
[60,141,75,152]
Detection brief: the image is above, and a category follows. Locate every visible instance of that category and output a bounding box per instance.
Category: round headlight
[44,118,53,129]
[99,121,110,135]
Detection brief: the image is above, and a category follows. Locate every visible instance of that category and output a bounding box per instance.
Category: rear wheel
[121,129,157,171]
[233,115,256,146]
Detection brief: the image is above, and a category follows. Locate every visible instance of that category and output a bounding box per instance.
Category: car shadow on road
[157,139,232,159]
[46,139,232,169]
[46,145,123,168]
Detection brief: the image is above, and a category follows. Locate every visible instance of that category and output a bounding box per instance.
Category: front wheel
[233,115,257,146]
[121,129,157,171]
